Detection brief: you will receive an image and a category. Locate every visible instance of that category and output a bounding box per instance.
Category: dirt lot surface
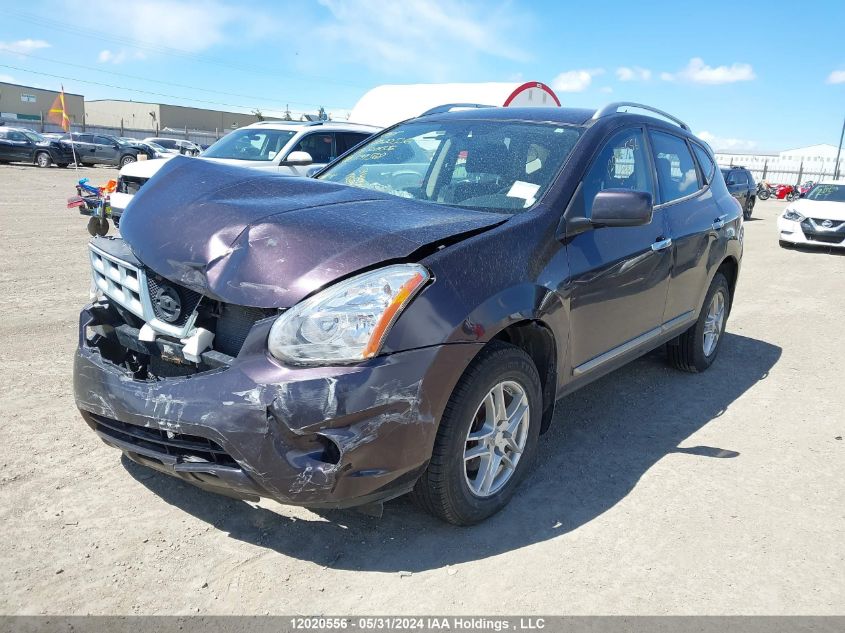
[1,164,843,616]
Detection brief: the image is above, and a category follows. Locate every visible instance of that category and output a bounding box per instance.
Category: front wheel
[35,152,51,168]
[667,272,730,373]
[411,341,542,525]
[743,197,754,220]
[119,154,136,168]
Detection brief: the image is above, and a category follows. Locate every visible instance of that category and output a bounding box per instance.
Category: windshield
[203,128,297,161]
[145,142,168,152]
[318,120,583,213]
[22,131,44,142]
[805,183,845,203]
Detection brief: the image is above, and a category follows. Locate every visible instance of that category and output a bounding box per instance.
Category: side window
[77,134,94,143]
[94,135,113,145]
[8,131,27,141]
[691,143,716,184]
[291,133,334,163]
[583,128,654,214]
[650,131,701,203]
[335,132,370,156]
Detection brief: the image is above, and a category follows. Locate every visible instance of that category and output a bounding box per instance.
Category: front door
[94,136,119,164]
[565,127,671,375]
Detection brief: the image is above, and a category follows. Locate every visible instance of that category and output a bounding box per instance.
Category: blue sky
[1,0,843,151]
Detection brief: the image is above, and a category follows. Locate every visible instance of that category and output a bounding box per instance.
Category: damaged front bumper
[74,304,480,508]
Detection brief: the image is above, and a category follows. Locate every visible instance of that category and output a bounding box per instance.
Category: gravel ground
[0,164,843,616]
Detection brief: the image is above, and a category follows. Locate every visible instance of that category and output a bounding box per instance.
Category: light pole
[835,114,845,180]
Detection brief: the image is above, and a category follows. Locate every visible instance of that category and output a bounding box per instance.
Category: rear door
[653,130,723,324]
[566,126,672,375]
[1,130,31,161]
[73,134,97,163]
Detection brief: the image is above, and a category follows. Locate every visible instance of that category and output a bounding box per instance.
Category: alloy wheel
[463,380,530,498]
[703,290,726,357]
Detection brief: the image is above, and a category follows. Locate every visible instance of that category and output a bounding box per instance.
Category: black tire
[87,217,109,237]
[779,240,794,249]
[56,163,69,168]
[743,196,754,220]
[667,272,730,373]
[119,154,136,168]
[35,152,51,168]
[411,341,543,525]
[758,190,770,201]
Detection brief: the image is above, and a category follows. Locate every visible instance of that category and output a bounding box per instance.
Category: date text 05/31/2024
[289,617,547,630]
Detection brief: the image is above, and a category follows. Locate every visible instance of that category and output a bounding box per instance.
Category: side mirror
[282,150,313,166]
[591,189,653,228]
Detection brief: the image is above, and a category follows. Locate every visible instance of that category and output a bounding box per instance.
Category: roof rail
[592,102,690,131]
[420,103,495,117]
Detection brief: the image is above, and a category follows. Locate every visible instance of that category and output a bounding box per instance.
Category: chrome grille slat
[89,243,201,339]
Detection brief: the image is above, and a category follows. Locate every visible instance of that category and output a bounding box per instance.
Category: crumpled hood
[119,155,505,308]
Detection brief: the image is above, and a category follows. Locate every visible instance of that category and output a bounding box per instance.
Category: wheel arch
[490,319,558,434]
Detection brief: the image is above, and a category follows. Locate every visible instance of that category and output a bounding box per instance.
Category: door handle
[712,215,728,230]
[651,237,672,251]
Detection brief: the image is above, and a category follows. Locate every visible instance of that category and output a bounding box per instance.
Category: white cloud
[616,66,651,81]
[0,74,16,83]
[312,0,530,78]
[663,58,755,84]
[97,49,147,64]
[72,0,274,55]
[697,130,757,152]
[826,70,845,84]
[0,39,50,55]
[552,68,604,93]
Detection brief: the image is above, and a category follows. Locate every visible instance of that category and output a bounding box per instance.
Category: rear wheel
[779,240,794,249]
[35,152,51,168]
[667,273,730,373]
[743,197,754,220]
[411,341,542,525]
[758,189,770,201]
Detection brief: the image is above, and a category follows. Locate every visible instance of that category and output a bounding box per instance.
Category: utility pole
[835,114,845,180]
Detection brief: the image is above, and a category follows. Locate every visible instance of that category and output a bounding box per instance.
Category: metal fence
[716,159,839,186]
[0,116,225,146]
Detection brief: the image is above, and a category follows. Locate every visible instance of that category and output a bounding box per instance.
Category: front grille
[117,176,147,195]
[146,274,203,327]
[90,248,144,319]
[810,218,844,229]
[92,414,238,467]
[215,304,276,357]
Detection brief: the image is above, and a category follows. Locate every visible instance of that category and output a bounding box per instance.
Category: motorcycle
[776,184,800,202]
[757,182,776,201]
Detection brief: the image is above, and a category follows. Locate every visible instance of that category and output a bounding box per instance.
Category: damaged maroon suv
[74,103,743,525]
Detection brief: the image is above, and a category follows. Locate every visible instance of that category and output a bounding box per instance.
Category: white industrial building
[714,143,842,183]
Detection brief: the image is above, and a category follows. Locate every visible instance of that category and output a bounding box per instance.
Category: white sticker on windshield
[507,180,541,201]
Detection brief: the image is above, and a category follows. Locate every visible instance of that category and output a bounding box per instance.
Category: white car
[111,120,379,219]
[778,180,845,249]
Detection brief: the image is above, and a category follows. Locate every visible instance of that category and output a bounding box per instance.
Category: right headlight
[783,209,804,221]
[267,263,430,365]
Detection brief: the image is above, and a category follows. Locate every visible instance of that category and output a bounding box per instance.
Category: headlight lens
[267,263,430,364]
[783,209,804,221]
